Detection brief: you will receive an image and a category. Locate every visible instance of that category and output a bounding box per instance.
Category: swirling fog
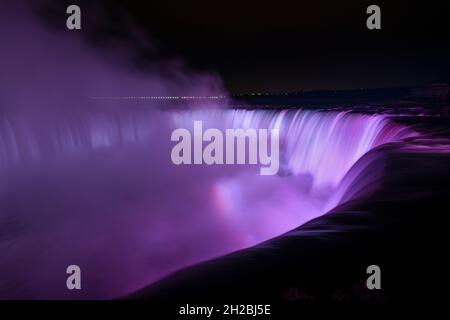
[0,2,414,298]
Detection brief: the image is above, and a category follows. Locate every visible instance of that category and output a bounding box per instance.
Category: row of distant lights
[91,93,287,100]
[235,93,290,96]
[91,96,228,100]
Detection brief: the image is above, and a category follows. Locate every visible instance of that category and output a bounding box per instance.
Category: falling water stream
[0,1,417,299]
[0,108,414,298]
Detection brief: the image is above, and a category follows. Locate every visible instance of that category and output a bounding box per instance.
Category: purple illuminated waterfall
[0,108,414,298]
[0,2,417,299]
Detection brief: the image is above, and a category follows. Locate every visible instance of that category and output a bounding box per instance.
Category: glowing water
[0,108,413,298]
[0,1,416,299]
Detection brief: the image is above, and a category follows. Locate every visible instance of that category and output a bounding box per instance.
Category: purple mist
[0,2,415,298]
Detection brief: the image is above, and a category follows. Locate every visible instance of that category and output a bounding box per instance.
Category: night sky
[41,0,450,93]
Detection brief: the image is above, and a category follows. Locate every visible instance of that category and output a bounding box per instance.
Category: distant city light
[91,95,229,100]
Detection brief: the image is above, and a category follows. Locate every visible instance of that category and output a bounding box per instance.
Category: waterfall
[0,108,414,298]
[229,109,412,188]
[0,1,418,299]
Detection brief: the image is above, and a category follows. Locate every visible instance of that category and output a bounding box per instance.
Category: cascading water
[0,1,417,300]
[0,108,414,298]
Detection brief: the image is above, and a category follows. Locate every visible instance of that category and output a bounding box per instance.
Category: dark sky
[43,0,450,93]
